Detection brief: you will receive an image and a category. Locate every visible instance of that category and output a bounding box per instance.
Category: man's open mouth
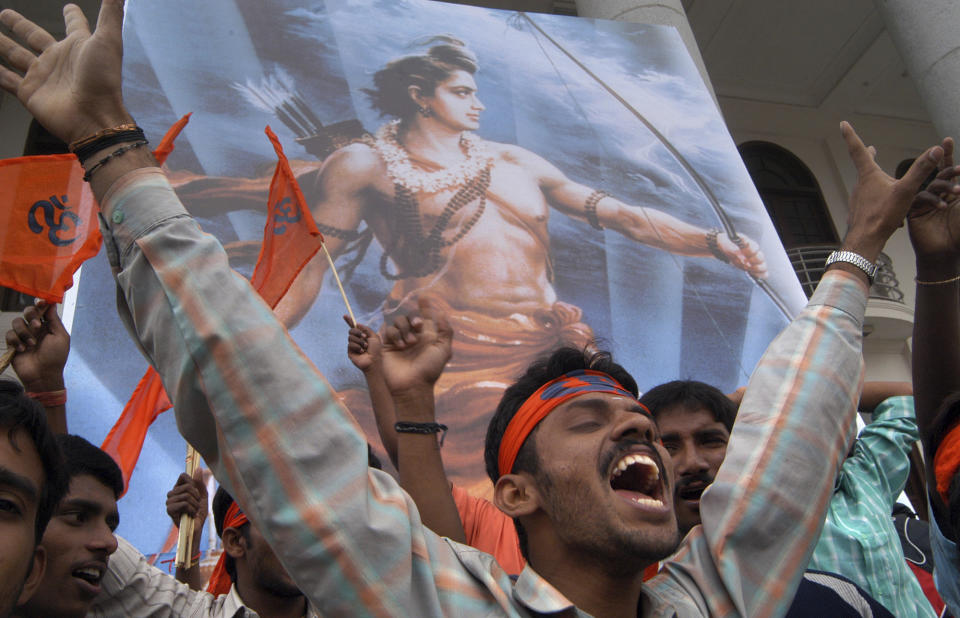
[609,452,665,508]
[72,565,105,587]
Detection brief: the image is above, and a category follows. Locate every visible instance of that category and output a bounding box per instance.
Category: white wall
[719,95,938,381]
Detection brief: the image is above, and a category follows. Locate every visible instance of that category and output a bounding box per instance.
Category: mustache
[598,439,666,480]
[675,471,714,494]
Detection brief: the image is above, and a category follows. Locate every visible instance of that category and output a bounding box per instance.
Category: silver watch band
[825,250,878,282]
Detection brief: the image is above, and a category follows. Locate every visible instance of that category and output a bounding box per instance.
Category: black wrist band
[395,421,448,446]
[73,127,148,164]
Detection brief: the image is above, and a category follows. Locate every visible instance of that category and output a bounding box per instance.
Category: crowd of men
[1,1,960,616]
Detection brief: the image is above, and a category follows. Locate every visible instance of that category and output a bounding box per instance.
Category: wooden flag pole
[175,443,200,568]
[0,348,14,374]
[322,243,356,326]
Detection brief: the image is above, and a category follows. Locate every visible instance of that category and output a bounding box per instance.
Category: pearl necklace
[370,120,492,193]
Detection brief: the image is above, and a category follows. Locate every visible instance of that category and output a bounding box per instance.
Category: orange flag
[101,114,193,493]
[104,122,325,492]
[152,113,192,165]
[0,155,100,302]
[100,369,173,493]
[250,125,325,307]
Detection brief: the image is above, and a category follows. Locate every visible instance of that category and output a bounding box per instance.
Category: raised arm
[513,145,767,277]
[1,5,506,614]
[907,137,960,541]
[345,319,400,468]
[375,300,466,544]
[5,301,70,433]
[677,122,942,617]
[908,138,960,443]
[846,394,920,505]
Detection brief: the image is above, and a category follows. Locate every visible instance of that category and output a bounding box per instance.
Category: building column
[874,0,960,140]
[574,0,717,105]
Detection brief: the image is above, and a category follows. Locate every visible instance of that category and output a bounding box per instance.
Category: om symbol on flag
[272,197,301,235]
[28,194,80,247]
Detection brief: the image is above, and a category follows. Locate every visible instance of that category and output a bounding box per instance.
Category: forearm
[174,529,205,591]
[858,382,913,413]
[21,372,68,434]
[363,367,399,468]
[847,396,919,498]
[912,255,960,444]
[604,202,712,255]
[393,389,466,544]
[698,269,867,617]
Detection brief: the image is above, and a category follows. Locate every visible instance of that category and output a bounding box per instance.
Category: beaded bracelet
[705,228,729,263]
[395,421,448,446]
[584,189,609,230]
[82,140,149,182]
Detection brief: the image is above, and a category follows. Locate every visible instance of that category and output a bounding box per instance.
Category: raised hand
[840,121,943,262]
[717,233,768,279]
[345,316,383,374]
[5,300,70,393]
[0,0,131,144]
[908,137,960,275]
[380,297,453,396]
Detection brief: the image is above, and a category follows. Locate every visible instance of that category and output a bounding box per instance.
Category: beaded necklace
[369,121,493,280]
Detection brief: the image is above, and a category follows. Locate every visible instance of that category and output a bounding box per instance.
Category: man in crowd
[13,434,121,618]
[0,381,65,617]
[0,1,945,614]
[642,380,933,616]
[4,301,320,618]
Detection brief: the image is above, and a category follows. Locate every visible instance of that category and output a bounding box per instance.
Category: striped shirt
[89,537,320,617]
[98,168,867,617]
[808,397,936,617]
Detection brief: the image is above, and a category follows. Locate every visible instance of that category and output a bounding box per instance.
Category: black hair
[639,380,737,432]
[0,380,66,542]
[213,486,250,583]
[363,36,478,119]
[483,347,637,559]
[56,434,124,500]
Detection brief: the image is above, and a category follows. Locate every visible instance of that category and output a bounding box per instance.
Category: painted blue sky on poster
[63,0,806,554]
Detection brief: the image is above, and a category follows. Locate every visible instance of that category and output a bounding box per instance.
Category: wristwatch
[825,250,878,283]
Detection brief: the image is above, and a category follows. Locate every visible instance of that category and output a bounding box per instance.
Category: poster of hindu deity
[63,0,807,552]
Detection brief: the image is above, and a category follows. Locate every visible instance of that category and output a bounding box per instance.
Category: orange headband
[206,501,250,596]
[934,421,960,504]
[497,369,647,477]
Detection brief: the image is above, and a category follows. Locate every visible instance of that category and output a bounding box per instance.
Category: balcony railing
[786,244,904,303]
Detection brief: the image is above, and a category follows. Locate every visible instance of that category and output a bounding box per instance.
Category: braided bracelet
[82,140,149,182]
[72,127,147,164]
[395,421,448,446]
[69,122,140,151]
